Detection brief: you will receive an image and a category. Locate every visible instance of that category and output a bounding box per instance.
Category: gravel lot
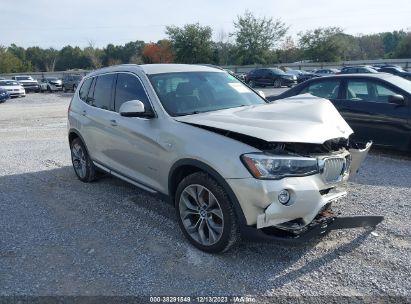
[0,92,410,299]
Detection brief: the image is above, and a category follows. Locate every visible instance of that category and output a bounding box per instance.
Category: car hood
[18,80,37,83]
[0,85,23,90]
[174,94,353,144]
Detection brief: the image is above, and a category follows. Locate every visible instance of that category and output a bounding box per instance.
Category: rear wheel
[70,137,97,182]
[249,80,256,88]
[175,172,240,253]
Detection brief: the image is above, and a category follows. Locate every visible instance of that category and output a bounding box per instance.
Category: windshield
[0,81,19,86]
[388,76,411,93]
[149,71,266,116]
[15,76,32,81]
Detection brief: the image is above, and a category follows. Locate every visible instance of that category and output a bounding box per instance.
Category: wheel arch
[68,129,91,157]
[168,158,247,227]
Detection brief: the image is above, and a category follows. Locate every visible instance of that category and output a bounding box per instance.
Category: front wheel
[175,172,240,253]
[273,79,282,88]
[248,80,256,88]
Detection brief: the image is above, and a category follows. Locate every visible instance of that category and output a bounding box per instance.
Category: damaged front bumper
[241,209,384,243]
[227,141,383,242]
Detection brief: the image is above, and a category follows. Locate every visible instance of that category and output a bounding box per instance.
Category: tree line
[1,11,410,73]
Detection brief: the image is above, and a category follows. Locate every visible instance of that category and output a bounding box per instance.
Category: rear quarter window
[79,78,93,102]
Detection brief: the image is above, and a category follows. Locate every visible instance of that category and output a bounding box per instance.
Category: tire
[249,80,256,88]
[63,85,67,93]
[72,84,77,92]
[70,137,97,182]
[47,85,52,93]
[273,79,282,88]
[175,172,240,253]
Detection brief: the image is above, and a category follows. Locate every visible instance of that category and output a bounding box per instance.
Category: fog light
[278,189,290,205]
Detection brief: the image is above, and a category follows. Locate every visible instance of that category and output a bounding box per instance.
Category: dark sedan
[379,66,411,81]
[267,74,411,151]
[339,66,379,74]
[0,88,10,103]
[245,68,297,88]
[297,71,320,83]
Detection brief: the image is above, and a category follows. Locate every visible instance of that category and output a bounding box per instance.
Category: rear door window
[345,80,399,103]
[92,74,115,110]
[300,80,341,99]
[114,73,150,112]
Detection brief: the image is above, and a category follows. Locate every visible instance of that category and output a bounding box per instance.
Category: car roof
[86,64,224,77]
[312,73,395,80]
[140,64,224,75]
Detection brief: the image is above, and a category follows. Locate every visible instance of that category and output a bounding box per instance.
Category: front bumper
[282,78,297,86]
[8,90,25,97]
[227,145,373,233]
[22,85,39,92]
[227,173,348,229]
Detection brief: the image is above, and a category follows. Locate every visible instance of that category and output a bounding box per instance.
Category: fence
[1,59,411,79]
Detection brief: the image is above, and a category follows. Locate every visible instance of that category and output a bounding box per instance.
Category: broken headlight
[241,153,319,180]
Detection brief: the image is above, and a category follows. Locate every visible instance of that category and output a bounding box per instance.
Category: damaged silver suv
[68,64,382,253]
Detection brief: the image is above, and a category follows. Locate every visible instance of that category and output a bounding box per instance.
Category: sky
[1,0,410,49]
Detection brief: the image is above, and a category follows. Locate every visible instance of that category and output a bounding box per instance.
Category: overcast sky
[1,0,410,49]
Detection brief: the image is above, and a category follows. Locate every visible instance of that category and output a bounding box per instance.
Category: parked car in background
[0,87,10,103]
[0,80,26,98]
[11,75,40,92]
[268,74,411,151]
[297,70,320,83]
[39,77,63,92]
[314,68,340,76]
[234,72,247,82]
[339,66,379,74]
[378,66,411,80]
[245,68,297,88]
[68,64,377,253]
[62,74,83,92]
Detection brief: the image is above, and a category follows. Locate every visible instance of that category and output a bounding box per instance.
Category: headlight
[241,153,319,180]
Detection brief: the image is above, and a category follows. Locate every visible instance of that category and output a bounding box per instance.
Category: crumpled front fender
[349,141,372,180]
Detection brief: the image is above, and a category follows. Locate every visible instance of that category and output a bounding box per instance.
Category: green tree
[381,30,407,55]
[356,34,384,59]
[232,11,288,65]
[299,27,349,62]
[0,46,26,73]
[166,23,213,63]
[55,46,90,70]
[394,32,411,58]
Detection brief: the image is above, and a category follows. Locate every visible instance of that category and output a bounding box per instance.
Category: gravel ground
[0,92,410,299]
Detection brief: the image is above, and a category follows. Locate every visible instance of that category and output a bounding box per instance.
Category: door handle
[110,119,118,127]
[81,110,87,116]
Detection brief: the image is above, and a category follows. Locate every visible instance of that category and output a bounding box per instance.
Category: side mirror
[257,90,266,99]
[388,94,405,105]
[119,100,154,118]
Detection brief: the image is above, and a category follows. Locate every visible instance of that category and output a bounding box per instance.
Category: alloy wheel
[71,143,87,179]
[179,184,224,246]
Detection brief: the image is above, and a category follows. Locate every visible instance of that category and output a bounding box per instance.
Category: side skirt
[93,161,158,194]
